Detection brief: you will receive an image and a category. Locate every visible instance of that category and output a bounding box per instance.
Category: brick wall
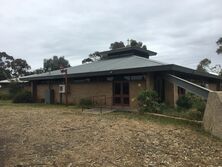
[164,80,178,106]
[68,82,113,105]
[36,84,49,102]
[35,80,149,109]
[129,80,146,108]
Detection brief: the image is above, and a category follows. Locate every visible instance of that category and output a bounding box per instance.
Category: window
[130,75,144,81]
[178,87,186,97]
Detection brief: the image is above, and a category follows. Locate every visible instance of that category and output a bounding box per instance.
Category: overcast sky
[0,0,222,70]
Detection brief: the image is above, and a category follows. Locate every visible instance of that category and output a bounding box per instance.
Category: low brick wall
[203,91,222,139]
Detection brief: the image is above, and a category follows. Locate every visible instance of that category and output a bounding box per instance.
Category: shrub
[186,93,206,113]
[137,90,161,113]
[79,98,93,108]
[176,95,192,109]
[13,91,33,103]
[9,82,22,98]
[0,92,11,100]
[187,110,203,121]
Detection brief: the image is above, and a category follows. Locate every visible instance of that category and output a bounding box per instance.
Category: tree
[82,58,93,64]
[82,51,102,64]
[11,58,31,77]
[211,64,222,75]
[89,51,102,61]
[44,56,70,72]
[128,39,147,49]
[32,68,45,74]
[197,58,222,76]
[109,41,125,50]
[0,52,30,80]
[216,37,222,54]
[0,52,14,80]
[196,58,211,73]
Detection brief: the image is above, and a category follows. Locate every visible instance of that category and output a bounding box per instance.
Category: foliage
[196,58,211,73]
[44,56,70,72]
[10,58,31,78]
[176,95,192,109]
[137,90,161,113]
[79,98,93,108]
[82,58,94,64]
[196,37,222,76]
[32,68,45,74]
[109,41,125,50]
[0,52,31,80]
[12,91,33,103]
[216,37,222,54]
[0,52,14,80]
[187,110,202,121]
[0,92,10,100]
[8,82,22,98]
[129,39,147,50]
[176,93,206,120]
[186,93,206,113]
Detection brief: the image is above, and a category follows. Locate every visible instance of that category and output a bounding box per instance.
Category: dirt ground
[0,104,221,167]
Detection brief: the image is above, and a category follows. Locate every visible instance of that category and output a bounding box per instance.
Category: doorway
[113,81,130,106]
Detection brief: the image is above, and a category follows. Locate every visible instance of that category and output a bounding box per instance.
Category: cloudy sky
[0,0,222,70]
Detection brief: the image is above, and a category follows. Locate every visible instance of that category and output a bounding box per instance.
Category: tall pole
[60,68,68,106]
[65,69,68,106]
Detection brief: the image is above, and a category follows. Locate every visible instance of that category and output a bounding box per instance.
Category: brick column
[31,81,37,101]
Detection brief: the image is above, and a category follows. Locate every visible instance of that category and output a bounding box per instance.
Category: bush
[137,90,161,113]
[187,110,203,121]
[176,95,192,109]
[186,93,206,113]
[176,93,206,120]
[0,93,11,100]
[79,98,93,108]
[9,82,22,98]
[13,91,33,103]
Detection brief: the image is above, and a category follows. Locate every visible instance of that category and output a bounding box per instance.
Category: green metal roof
[21,55,165,81]
[21,54,222,81]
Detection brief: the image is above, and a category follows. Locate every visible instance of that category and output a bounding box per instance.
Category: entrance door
[113,81,129,106]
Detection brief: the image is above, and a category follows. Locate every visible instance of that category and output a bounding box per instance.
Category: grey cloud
[0,0,222,70]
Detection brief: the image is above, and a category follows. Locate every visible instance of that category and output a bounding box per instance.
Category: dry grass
[0,103,221,167]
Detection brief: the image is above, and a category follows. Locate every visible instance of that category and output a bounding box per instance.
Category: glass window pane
[114,83,121,95]
[122,82,129,95]
[113,97,121,104]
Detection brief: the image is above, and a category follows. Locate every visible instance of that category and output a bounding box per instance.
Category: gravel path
[0,105,221,167]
